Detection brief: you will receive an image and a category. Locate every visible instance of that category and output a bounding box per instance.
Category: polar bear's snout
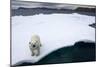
[32,44,36,48]
[29,34,42,56]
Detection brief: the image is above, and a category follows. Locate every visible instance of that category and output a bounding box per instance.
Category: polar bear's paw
[31,53,35,56]
[36,53,40,56]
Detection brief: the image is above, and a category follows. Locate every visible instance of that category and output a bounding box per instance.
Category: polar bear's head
[29,34,41,49]
[29,41,39,49]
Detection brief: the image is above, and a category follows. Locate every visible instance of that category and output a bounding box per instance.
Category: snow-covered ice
[11,13,95,65]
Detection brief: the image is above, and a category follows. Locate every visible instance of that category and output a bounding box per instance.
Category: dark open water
[11,7,96,16]
[15,41,95,66]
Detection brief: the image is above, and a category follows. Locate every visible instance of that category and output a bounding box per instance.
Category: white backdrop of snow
[11,13,95,65]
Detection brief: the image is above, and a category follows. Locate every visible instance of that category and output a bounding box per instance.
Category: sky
[12,0,95,9]
[12,0,96,5]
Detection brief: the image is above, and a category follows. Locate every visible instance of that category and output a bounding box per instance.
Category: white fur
[29,34,42,56]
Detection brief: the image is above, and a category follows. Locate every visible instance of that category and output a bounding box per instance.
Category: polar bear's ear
[29,42,31,44]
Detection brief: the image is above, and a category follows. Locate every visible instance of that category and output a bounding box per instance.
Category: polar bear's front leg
[31,50,35,56]
[30,46,35,56]
[40,44,42,47]
[36,47,40,56]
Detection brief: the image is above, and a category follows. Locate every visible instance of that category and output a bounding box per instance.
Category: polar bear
[29,34,42,56]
